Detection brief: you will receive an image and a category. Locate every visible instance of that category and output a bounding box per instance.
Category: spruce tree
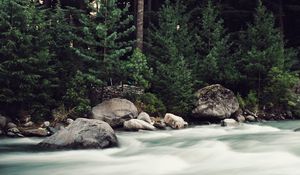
[148,0,194,116]
[92,0,135,85]
[196,0,238,88]
[238,0,292,106]
[0,0,55,120]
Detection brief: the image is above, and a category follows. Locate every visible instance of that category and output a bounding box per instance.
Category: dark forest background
[1,0,300,122]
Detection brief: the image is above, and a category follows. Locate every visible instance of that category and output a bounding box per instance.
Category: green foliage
[92,0,135,85]
[263,67,299,109]
[123,49,153,88]
[195,0,239,88]
[148,0,195,116]
[236,93,246,109]
[0,0,56,120]
[136,93,166,117]
[244,90,259,112]
[64,71,102,116]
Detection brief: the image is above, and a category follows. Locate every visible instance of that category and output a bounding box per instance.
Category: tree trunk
[136,0,144,51]
[278,0,284,41]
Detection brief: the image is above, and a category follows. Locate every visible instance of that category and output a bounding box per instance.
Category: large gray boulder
[92,98,138,128]
[192,84,239,121]
[39,118,118,149]
[123,119,156,131]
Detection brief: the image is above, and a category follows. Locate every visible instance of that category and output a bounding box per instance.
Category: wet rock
[137,112,153,124]
[66,118,74,125]
[221,119,239,127]
[236,115,246,123]
[7,122,17,129]
[164,113,188,129]
[153,119,167,130]
[21,128,49,137]
[245,115,256,122]
[39,118,118,149]
[192,84,239,121]
[92,98,138,128]
[123,119,156,131]
[43,121,50,128]
[24,121,34,127]
[7,127,23,137]
[0,115,7,129]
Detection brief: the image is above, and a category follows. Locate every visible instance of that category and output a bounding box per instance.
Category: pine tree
[196,0,238,88]
[148,0,194,116]
[47,3,102,115]
[92,0,135,85]
[0,0,55,120]
[238,0,291,105]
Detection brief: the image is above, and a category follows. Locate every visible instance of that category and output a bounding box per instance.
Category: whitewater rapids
[1,121,300,175]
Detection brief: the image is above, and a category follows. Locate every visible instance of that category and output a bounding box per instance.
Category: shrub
[136,93,166,117]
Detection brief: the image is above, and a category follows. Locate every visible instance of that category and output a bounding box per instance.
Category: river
[1,121,300,175]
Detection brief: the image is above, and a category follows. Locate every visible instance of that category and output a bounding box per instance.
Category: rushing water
[1,121,300,175]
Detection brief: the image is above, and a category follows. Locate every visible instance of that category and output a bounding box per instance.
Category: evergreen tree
[195,0,238,88]
[0,0,55,120]
[148,0,194,116]
[238,0,293,106]
[92,0,135,85]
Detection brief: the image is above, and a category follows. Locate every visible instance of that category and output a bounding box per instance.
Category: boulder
[0,115,7,129]
[23,121,34,127]
[192,84,239,121]
[21,128,49,137]
[92,98,138,128]
[123,119,156,131]
[39,118,118,149]
[221,119,239,127]
[164,113,188,129]
[236,115,246,123]
[137,112,153,124]
[245,115,256,122]
[7,122,17,129]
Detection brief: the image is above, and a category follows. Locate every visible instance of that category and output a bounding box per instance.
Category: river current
[1,121,300,175]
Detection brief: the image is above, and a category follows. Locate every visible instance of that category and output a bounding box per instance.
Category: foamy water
[1,121,300,175]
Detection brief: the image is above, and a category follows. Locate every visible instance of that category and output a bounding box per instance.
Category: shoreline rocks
[123,119,156,131]
[92,98,138,128]
[221,119,239,127]
[164,113,188,129]
[39,118,118,149]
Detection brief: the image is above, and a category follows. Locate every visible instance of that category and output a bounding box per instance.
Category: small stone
[137,112,153,124]
[7,122,17,129]
[245,115,256,122]
[66,118,74,125]
[24,121,34,127]
[236,115,246,123]
[164,113,188,129]
[8,127,20,133]
[221,119,239,127]
[124,119,156,131]
[44,121,50,127]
